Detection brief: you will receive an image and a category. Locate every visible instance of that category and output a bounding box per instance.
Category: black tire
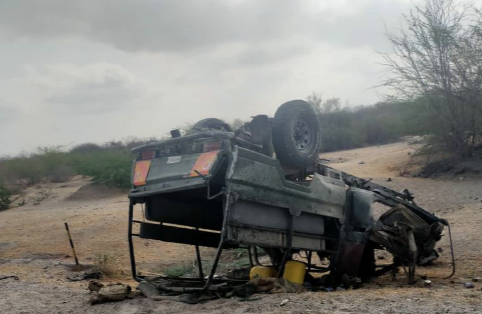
[191,118,233,133]
[272,100,321,169]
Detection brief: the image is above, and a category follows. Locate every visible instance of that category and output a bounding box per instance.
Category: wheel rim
[292,115,313,153]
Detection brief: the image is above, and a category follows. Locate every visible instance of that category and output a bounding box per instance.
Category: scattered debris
[239,277,305,296]
[138,280,216,304]
[67,271,101,282]
[228,267,251,280]
[359,161,366,164]
[0,275,19,281]
[239,297,263,302]
[280,298,289,306]
[424,280,432,288]
[88,281,136,305]
[341,274,362,289]
[136,276,305,304]
[387,178,393,182]
[464,283,475,289]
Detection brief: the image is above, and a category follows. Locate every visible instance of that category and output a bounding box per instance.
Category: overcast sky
[0,0,422,156]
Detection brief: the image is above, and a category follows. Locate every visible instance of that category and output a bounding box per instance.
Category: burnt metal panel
[139,222,221,248]
[230,201,325,235]
[335,241,367,276]
[144,190,224,230]
[346,188,375,231]
[226,147,346,219]
[227,225,326,251]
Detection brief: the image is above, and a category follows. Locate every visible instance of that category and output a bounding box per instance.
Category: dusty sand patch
[66,183,126,201]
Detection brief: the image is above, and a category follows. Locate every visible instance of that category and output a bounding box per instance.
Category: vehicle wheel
[272,100,321,168]
[191,118,233,133]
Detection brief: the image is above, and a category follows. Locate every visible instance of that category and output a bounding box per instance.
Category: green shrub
[37,146,75,182]
[72,150,133,188]
[163,264,194,277]
[0,146,75,185]
[314,98,429,152]
[1,155,43,186]
[0,184,12,210]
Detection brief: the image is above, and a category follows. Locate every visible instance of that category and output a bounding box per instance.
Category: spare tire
[272,100,321,169]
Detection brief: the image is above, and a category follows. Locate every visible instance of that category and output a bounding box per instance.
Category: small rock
[387,178,392,182]
[280,299,289,306]
[459,177,464,181]
[359,161,366,165]
[324,287,334,292]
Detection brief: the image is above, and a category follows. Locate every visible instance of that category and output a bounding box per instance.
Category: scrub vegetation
[0,139,154,204]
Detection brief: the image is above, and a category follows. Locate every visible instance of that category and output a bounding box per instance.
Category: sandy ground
[1,141,481,313]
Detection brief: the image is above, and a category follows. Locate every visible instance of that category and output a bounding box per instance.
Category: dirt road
[1,141,481,313]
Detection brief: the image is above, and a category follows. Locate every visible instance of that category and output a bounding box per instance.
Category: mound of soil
[66,183,126,201]
[417,157,482,178]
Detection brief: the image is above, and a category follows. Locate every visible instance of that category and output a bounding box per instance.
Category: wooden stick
[64,222,82,271]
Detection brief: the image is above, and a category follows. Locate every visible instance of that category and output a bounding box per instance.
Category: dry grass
[92,253,122,279]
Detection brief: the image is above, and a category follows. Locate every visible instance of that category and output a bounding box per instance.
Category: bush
[0,184,12,210]
[93,253,121,278]
[70,143,104,154]
[312,97,429,152]
[0,141,139,190]
[72,150,133,188]
[1,155,44,186]
[0,146,75,186]
[163,264,194,277]
[37,146,75,183]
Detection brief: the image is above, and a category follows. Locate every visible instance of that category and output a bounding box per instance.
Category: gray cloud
[0,0,421,156]
[41,64,152,114]
[0,104,17,127]
[0,63,161,155]
[0,0,411,53]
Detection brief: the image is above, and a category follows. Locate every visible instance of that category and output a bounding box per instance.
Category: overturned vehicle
[127,100,452,291]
